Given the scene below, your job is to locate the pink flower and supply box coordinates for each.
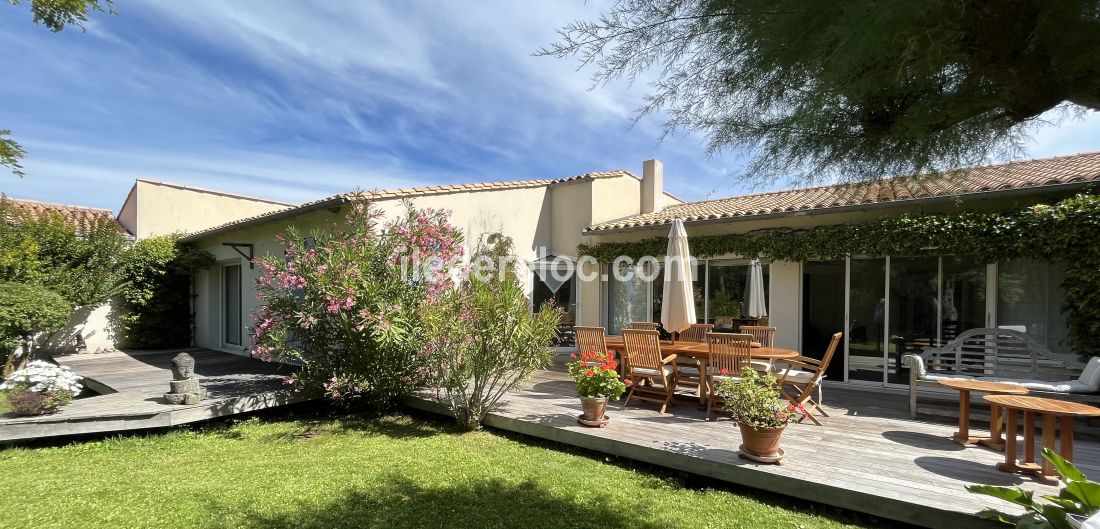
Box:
[252,345,274,362]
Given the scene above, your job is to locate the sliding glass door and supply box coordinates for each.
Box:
[838,255,990,385]
[887,256,940,384]
[223,264,242,347]
[941,256,987,340]
[802,260,846,381]
[997,259,1069,355]
[651,265,704,324]
[848,258,886,383]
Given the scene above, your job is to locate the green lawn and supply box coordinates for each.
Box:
[0,392,9,414]
[0,412,889,529]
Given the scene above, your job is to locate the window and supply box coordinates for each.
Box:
[706,260,768,322]
[533,270,576,326]
[605,264,652,335]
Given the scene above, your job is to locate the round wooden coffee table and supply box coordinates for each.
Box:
[937,379,1027,450]
[984,394,1100,484]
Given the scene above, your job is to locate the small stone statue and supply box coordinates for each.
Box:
[163,353,206,405]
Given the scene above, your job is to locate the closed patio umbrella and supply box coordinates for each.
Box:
[661,219,696,336]
[745,258,768,319]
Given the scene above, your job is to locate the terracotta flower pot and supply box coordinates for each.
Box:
[738,422,785,460]
[579,396,608,421]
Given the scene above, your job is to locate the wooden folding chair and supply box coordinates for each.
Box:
[574,325,610,365]
[739,325,776,347]
[574,326,608,356]
[775,332,842,426]
[673,324,713,403]
[629,322,660,331]
[678,323,713,343]
[621,329,679,413]
[740,325,778,373]
[704,332,753,421]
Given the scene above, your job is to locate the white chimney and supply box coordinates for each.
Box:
[641,159,664,214]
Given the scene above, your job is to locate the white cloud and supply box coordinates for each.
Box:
[3,139,438,211]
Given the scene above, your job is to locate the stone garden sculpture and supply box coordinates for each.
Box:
[163,352,206,405]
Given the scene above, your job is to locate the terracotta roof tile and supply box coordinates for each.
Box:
[585,151,1100,233]
[182,169,638,242]
[1,196,130,235]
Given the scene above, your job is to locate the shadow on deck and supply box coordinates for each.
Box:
[0,348,314,443]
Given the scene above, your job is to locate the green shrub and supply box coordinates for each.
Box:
[0,198,128,307]
[0,200,212,351]
[0,282,72,375]
[423,238,562,431]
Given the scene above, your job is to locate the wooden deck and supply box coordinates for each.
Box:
[406,365,1100,529]
[0,349,310,443]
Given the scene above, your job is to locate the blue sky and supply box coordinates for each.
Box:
[2,1,1098,212]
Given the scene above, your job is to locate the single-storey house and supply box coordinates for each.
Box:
[180,167,681,350]
[181,151,1100,392]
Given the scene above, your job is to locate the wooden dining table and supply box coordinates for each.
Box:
[602,337,799,362]
[602,337,800,405]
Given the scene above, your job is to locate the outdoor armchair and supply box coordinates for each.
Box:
[776,332,842,426]
[621,329,680,413]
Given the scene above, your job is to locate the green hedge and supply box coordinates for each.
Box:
[578,192,1100,359]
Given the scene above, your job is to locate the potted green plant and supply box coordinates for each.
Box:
[0,360,83,416]
[567,350,627,427]
[714,367,802,463]
[967,448,1100,528]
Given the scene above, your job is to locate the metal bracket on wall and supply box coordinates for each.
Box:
[222,242,255,269]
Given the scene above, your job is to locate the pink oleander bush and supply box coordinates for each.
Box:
[251,197,463,410]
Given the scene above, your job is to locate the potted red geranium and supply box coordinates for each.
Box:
[567,350,627,427]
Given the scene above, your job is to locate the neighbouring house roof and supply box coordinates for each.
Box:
[1,196,131,235]
[585,151,1100,233]
[180,169,638,242]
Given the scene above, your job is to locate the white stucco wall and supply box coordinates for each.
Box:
[768,260,801,350]
[42,301,118,353]
[187,176,646,355]
[122,180,292,239]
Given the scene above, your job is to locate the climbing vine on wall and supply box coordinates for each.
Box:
[578,192,1100,359]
